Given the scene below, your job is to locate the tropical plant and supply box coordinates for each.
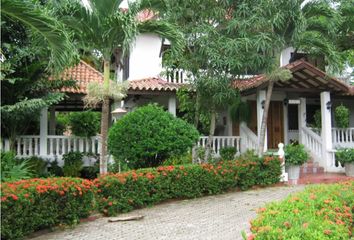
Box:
[68,111,101,137]
[108,104,199,169]
[1,0,76,72]
[334,104,350,128]
[313,109,322,129]
[229,101,252,124]
[21,156,48,177]
[62,152,84,177]
[335,148,354,166]
[1,151,33,182]
[1,8,77,149]
[256,0,348,155]
[220,147,237,161]
[285,143,309,166]
[59,0,184,174]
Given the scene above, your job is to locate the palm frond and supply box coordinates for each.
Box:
[1,0,76,72]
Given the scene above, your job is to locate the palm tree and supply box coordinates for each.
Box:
[1,0,76,72]
[257,0,344,155]
[60,0,183,174]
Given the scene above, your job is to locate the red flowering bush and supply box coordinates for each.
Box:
[1,178,95,240]
[95,157,281,216]
[247,181,354,239]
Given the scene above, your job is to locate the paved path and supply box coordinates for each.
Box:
[30,185,304,240]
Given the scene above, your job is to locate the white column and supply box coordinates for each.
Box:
[39,107,48,156]
[283,103,289,144]
[320,91,332,171]
[49,107,56,135]
[298,98,306,144]
[257,90,267,151]
[168,96,176,117]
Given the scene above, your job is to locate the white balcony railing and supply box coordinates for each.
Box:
[239,122,258,153]
[1,135,101,163]
[197,136,241,156]
[301,126,323,160]
[163,68,190,84]
[332,128,354,148]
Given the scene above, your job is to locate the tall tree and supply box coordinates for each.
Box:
[1,0,77,149]
[59,0,183,174]
[251,0,346,155]
[162,0,278,160]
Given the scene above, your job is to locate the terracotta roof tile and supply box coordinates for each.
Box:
[50,60,103,94]
[128,77,182,92]
[233,59,352,94]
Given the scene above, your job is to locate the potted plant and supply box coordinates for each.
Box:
[285,144,309,181]
[335,148,354,177]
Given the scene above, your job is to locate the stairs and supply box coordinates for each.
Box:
[300,159,324,175]
[297,159,353,185]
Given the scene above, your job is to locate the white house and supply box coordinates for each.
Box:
[2,14,353,175]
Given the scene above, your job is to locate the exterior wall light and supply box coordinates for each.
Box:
[326,101,332,110]
[283,98,289,106]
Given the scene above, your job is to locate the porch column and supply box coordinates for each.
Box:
[257,90,267,151]
[39,107,48,156]
[283,102,289,144]
[168,96,176,117]
[226,107,233,136]
[320,91,332,171]
[49,107,56,135]
[298,98,306,144]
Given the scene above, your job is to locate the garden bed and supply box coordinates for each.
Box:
[246,181,354,240]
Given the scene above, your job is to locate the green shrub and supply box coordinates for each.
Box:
[21,156,48,177]
[1,151,33,182]
[68,111,101,137]
[246,181,354,240]
[285,143,309,166]
[55,113,70,135]
[334,104,350,128]
[108,104,199,169]
[47,160,63,177]
[335,148,354,166]
[313,109,321,129]
[1,177,95,239]
[62,152,83,177]
[220,147,237,161]
[94,156,281,216]
[163,152,192,166]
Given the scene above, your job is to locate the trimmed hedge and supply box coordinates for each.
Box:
[1,178,95,240]
[94,156,282,216]
[247,181,354,240]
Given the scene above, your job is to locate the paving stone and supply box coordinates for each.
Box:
[29,185,304,240]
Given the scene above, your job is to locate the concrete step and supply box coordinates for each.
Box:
[300,162,324,174]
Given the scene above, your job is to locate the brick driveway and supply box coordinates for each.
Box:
[30,185,304,240]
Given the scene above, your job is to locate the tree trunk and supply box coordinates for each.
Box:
[205,110,216,162]
[99,97,110,174]
[258,80,274,156]
[99,60,111,174]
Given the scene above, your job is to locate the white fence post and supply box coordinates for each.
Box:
[39,107,48,156]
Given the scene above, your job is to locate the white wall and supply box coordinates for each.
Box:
[280,47,294,66]
[128,33,163,80]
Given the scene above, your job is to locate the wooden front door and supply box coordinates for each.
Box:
[267,101,284,149]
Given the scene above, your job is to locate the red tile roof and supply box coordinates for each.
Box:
[129,77,181,92]
[51,60,104,94]
[233,59,352,94]
[53,61,181,94]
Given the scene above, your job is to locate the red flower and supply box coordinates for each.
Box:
[11,195,18,201]
[324,229,331,235]
[24,193,30,198]
[108,202,113,206]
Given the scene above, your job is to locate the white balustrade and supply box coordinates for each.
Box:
[163,68,190,84]
[2,135,101,161]
[326,149,345,173]
[197,136,241,156]
[301,127,323,160]
[239,123,258,153]
[332,128,354,148]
